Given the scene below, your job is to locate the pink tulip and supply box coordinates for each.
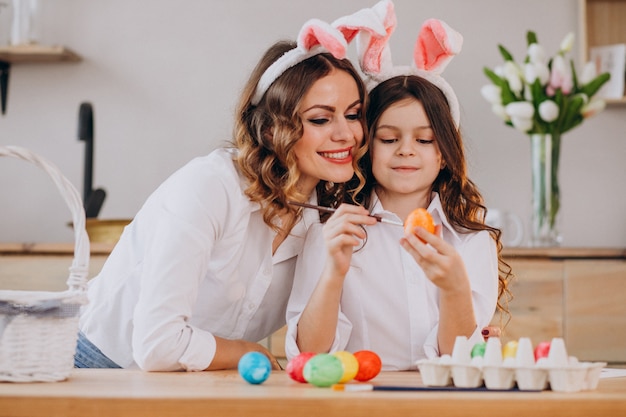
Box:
[547,55,573,95]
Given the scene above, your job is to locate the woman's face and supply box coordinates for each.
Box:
[293,69,363,195]
[371,98,443,202]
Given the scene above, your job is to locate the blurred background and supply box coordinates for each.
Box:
[0,0,624,247]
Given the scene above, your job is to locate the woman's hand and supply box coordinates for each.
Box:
[208,338,281,371]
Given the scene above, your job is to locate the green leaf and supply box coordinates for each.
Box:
[527,31,538,46]
[560,95,585,133]
[580,72,611,97]
[570,60,579,91]
[498,45,514,62]
[483,67,504,86]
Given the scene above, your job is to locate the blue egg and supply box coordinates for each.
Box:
[238,352,271,384]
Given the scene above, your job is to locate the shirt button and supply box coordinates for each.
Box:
[248,302,255,310]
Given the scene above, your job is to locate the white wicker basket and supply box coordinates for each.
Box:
[0,145,89,382]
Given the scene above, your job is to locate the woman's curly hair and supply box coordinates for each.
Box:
[233,41,368,232]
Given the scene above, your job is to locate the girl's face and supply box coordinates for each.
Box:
[371,98,443,203]
[293,69,363,195]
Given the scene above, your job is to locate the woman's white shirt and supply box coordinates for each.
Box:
[285,193,499,370]
[79,148,318,371]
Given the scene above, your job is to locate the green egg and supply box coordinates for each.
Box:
[471,341,487,358]
[303,353,344,387]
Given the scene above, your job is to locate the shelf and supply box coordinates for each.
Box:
[0,44,81,115]
[0,44,81,64]
[579,0,626,103]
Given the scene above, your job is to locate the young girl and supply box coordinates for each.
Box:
[74,14,374,372]
[285,4,511,370]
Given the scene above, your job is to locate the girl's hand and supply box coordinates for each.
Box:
[322,204,377,277]
[399,225,470,293]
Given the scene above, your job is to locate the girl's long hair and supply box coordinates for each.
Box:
[360,75,513,323]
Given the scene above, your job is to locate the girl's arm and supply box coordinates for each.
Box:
[400,225,477,355]
[295,204,376,353]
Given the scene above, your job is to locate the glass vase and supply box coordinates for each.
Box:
[530,133,562,246]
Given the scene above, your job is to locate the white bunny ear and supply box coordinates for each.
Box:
[355,0,397,76]
[413,18,463,74]
[332,1,389,43]
[251,18,349,106]
[298,19,348,59]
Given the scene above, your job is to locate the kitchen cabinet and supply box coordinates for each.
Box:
[497,247,626,363]
[2,244,624,363]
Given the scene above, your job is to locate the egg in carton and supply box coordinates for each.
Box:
[417,336,607,392]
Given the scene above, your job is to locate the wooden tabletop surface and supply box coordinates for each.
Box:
[1,369,625,417]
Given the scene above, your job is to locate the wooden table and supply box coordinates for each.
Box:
[1,369,625,417]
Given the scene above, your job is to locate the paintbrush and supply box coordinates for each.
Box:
[331,384,531,392]
[288,201,403,226]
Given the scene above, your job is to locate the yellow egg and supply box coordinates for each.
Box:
[503,340,519,359]
[332,351,359,383]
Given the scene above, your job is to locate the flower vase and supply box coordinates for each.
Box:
[529,133,562,246]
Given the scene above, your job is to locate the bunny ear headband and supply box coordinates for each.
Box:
[355,0,464,127]
[251,8,388,106]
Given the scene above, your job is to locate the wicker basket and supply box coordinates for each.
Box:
[0,145,89,382]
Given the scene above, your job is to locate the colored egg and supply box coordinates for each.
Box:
[353,350,382,382]
[333,351,359,383]
[471,342,486,358]
[503,340,519,359]
[303,354,344,387]
[404,208,435,241]
[286,352,316,383]
[534,341,551,361]
[238,352,271,385]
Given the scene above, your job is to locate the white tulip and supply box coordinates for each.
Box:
[559,32,575,53]
[527,43,547,64]
[582,97,606,118]
[503,61,523,94]
[505,101,535,119]
[524,87,533,102]
[524,63,538,84]
[535,63,551,85]
[494,65,505,77]
[492,104,509,120]
[481,84,502,104]
[511,116,534,132]
[580,61,597,85]
[538,100,559,122]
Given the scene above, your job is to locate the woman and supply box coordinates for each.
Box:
[75,17,368,372]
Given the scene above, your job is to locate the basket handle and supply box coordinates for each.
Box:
[0,145,90,292]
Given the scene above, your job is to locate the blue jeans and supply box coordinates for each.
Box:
[74,331,122,368]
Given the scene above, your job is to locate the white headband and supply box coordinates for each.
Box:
[251,8,388,106]
[355,0,464,127]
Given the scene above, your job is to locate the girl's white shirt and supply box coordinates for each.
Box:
[285,193,499,370]
[79,148,319,371]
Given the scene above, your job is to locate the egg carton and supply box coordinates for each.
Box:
[416,336,607,392]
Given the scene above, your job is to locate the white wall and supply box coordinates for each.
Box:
[1,0,624,247]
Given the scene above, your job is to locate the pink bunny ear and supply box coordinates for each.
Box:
[357,0,397,74]
[413,18,463,73]
[251,18,348,105]
[298,19,348,59]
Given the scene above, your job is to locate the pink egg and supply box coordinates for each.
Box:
[534,341,551,361]
[286,352,316,383]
